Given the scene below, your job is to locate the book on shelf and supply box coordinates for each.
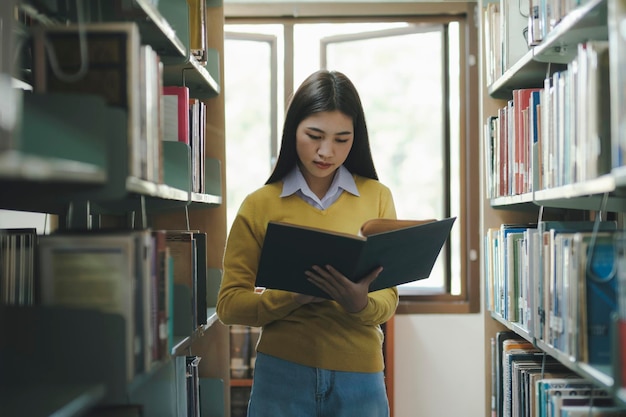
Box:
[485,88,542,197]
[163,86,190,144]
[560,404,626,417]
[524,226,542,334]
[541,75,553,189]
[538,40,611,188]
[485,228,500,313]
[0,228,36,306]
[165,230,208,331]
[152,230,173,361]
[527,0,542,46]
[187,0,207,64]
[188,97,206,193]
[255,217,456,299]
[512,358,570,417]
[575,232,617,365]
[616,232,626,387]
[31,22,147,181]
[138,44,163,184]
[498,105,509,196]
[493,331,518,417]
[502,340,542,417]
[38,230,156,381]
[482,1,500,86]
[576,41,612,182]
[543,230,613,359]
[0,0,19,152]
[536,221,616,347]
[494,333,577,417]
[550,394,615,417]
[610,0,626,170]
[529,90,541,192]
[484,223,537,322]
[135,229,155,374]
[166,230,196,331]
[186,355,202,417]
[513,88,541,195]
[483,115,498,199]
[499,0,529,75]
[535,378,603,417]
[523,366,578,417]
[503,224,531,322]
[193,231,208,326]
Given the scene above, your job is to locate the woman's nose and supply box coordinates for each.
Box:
[317,140,333,157]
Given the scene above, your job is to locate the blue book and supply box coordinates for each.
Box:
[536,221,617,344]
[578,234,617,365]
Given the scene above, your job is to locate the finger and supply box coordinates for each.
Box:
[361,266,383,285]
[312,265,345,289]
[305,269,335,292]
[321,265,352,285]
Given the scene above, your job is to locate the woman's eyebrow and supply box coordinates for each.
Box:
[305,126,352,135]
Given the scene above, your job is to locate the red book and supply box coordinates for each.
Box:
[513,88,542,194]
[162,86,190,144]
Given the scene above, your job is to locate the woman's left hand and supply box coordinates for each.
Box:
[305,265,383,313]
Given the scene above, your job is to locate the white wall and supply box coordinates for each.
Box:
[394,313,485,417]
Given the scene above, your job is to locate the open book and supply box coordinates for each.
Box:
[255,216,456,298]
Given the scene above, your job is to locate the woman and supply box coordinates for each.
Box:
[216,69,398,417]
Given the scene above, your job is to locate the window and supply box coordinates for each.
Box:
[224,3,480,314]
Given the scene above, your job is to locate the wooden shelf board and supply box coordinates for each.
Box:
[230,379,253,387]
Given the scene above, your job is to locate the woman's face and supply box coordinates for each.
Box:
[295,110,354,193]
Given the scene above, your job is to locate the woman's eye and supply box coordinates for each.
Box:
[336,139,349,143]
[307,133,321,140]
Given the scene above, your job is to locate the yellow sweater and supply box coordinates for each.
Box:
[216,174,399,372]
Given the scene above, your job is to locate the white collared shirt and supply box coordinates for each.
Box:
[280,165,360,210]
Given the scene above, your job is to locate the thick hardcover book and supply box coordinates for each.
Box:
[31,23,143,180]
[255,217,456,298]
[0,228,37,306]
[38,232,142,382]
[192,232,208,326]
[165,230,198,330]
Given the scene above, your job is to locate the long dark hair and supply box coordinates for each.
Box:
[266,70,378,184]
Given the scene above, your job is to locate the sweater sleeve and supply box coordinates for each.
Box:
[216,196,302,327]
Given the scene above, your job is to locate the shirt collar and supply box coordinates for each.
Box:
[280,165,360,198]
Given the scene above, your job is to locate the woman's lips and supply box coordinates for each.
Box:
[314,161,332,169]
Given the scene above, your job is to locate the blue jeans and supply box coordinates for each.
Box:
[247,352,390,417]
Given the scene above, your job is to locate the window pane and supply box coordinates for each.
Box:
[224,37,274,229]
[448,22,462,295]
[323,28,446,219]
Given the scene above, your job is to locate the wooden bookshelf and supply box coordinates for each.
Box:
[479,0,626,414]
[0,0,227,415]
